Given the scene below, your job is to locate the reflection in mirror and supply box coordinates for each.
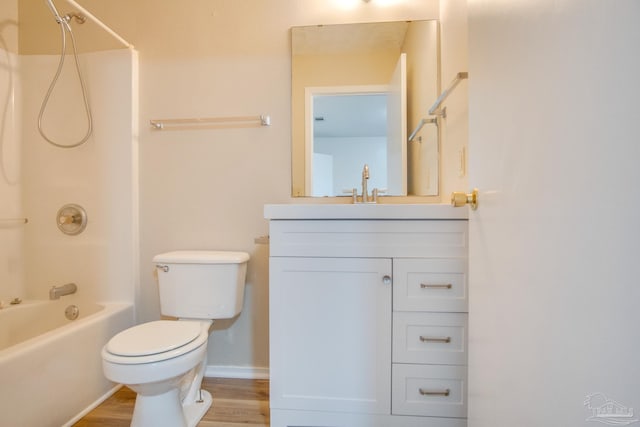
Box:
[291,20,440,197]
[310,91,389,196]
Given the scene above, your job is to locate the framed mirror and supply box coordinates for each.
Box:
[291,20,440,197]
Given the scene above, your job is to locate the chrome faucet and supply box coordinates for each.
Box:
[361,164,370,203]
[49,283,77,300]
[343,164,386,203]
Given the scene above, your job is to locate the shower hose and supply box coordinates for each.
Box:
[37,14,93,149]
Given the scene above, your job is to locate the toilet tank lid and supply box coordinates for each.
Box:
[153,250,249,264]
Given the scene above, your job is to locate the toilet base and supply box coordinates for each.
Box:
[184,390,213,427]
[130,388,212,427]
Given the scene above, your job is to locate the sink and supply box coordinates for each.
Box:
[263,203,468,220]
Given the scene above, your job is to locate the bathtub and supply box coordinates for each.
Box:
[0,297,134,427]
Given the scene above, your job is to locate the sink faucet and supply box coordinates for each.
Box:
[361,164,370,203]
[343,164,385,203]
[49,283,77,300]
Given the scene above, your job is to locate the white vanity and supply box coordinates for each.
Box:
[265,204,468,427]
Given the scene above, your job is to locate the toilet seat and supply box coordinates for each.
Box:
[103,320,209,365]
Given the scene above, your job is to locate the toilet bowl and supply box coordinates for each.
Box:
[101,251,249,427]
[102,320,213,427]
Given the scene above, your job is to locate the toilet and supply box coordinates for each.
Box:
[102,250,250,427]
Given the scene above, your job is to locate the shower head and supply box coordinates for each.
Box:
[44,0,63,23]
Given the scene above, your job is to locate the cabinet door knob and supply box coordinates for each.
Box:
[382,275,392,285]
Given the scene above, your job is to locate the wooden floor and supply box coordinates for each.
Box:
[73,378,269,427]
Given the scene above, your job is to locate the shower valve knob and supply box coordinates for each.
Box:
[56,204,88,235]
[59,214,78,225]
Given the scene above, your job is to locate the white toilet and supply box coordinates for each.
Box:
[102,250,250,427]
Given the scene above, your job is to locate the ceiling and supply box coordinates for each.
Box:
[292,21,410,55]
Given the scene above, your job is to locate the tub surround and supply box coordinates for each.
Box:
[21,48,138,304]
[3,46,139,426]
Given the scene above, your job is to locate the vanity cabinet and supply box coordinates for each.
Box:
[268,217,468,427]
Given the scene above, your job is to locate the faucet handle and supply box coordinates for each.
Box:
[372,188,387,203]
[342,188,358,203]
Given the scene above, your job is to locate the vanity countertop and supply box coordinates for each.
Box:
[264,203,468,220]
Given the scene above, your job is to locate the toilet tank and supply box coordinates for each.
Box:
[153,250,250,319]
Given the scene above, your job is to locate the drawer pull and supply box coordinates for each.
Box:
[419,388,450,397]
[419,336,451,343]
[420,283,453,289]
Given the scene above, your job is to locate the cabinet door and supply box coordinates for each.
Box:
[270,257,392,415]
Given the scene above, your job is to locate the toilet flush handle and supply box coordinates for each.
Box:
[156,264,169,272]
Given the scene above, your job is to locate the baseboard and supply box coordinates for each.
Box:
[205,365,269,380]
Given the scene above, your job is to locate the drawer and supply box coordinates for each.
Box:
[393,312,467,365]
[393,258,467,312]
[392,364,467,418]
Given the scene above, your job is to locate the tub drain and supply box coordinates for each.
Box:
[65,305,80,320]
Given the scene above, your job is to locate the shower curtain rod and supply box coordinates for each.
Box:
[62,0,133,49]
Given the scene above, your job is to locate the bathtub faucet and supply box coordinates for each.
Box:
[49,283,77,300]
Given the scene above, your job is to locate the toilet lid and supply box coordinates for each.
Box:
[106,320,201,357]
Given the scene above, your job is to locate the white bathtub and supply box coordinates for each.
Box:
[0,297,134,427]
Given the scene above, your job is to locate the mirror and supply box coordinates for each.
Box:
[291,20,440,197]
